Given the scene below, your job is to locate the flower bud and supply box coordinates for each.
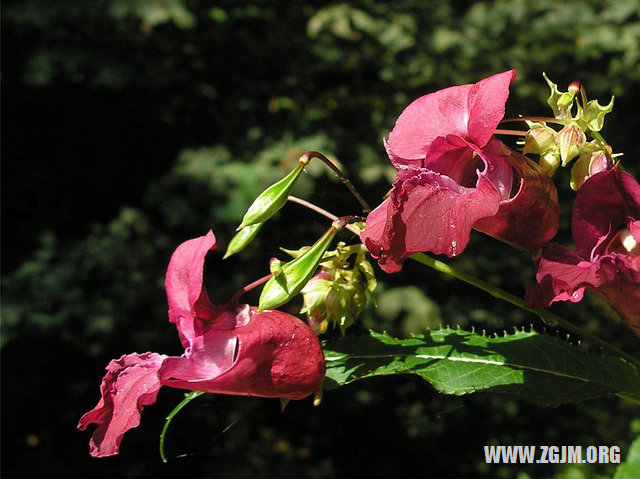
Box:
[326,287,353,333]
[539,149,561,176]
[259,226,338,310]
[568,81,581,93]
[238,159,308,229]
[557,123,586,166]
[223,223,263,259]
[300,272,332,316]
[523,125,556,155]
[557,91,576,111]
[570,144,613,190]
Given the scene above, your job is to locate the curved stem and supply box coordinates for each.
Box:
[288,195,362,236]
[230,274,272,305]
[160,391,204,463]
[409,252,640,368]
[302,151,372,213]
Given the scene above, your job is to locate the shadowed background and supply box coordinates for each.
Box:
[2,1,640,477]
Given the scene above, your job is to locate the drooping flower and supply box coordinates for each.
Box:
[78,231,326,457]
[526,169,640,336]
[361,70,560,273]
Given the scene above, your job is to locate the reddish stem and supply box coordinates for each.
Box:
[230,274,272,305]
[500,116,564,124]
[288,196,362,235]
[301,151,372,213]
[494,128,527,137]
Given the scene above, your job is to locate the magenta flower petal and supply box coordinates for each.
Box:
[361,167,501,273]
[474,146,560,250]
[165,231,219,349]
[527,169,640,336]
[78,352,167,457]
[364,70,560,272]
[526,245,597,307]
[572,169,640,259]
[594,255,640,335]
[386,70,516,168]
[160,306,326,400]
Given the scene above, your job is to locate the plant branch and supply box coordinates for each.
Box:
[409,252,640,368]
[288,195,362,236]
[494,128,527,137]
[230,274,273,305]
[302,151,372,213]
[500,116,566,125]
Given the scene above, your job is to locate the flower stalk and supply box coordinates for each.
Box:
[301,150,372,213]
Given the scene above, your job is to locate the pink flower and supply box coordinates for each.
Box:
[361,70,559,273]
[78,231,326,457]
[526,169,640,336]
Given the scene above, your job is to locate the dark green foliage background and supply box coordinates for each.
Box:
[2,1,639,477]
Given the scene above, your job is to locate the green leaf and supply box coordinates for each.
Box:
[323,329,640,406]
[615,436,640,479]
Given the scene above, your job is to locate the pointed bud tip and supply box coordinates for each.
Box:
[568,81,581,93]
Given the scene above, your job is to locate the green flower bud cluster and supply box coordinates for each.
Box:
[521,75,616,185]
[299,242,377,335]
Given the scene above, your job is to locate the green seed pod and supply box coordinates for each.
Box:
[258,226,338,310]
[223,223,263,259]
[238,160,307,229]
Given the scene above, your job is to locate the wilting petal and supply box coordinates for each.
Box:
[165,231,219,349]
[361,167,501,273]
[386,70,516,168]
[526,245,597,308]
[160,307,325,400]
[593,254,640,335]
[572,169,640,259]
[78,352,167,457]
[474,145,559,249]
